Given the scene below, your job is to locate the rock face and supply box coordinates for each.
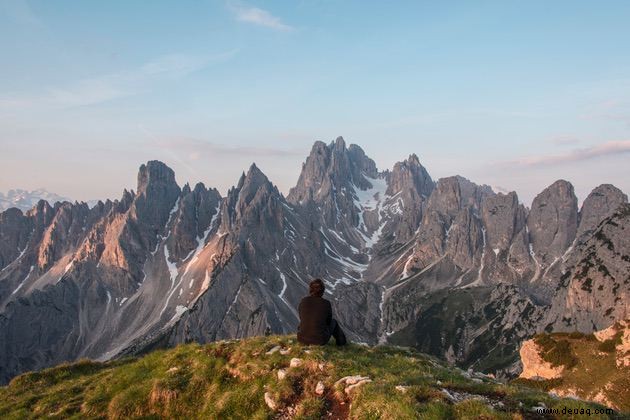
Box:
[385,154,434,242]
[543,204,630,332]
[577,184,628,239]
[0,137,628,384]
[518,340,564,379]
[527,180,578,268]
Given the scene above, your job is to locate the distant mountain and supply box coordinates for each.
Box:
[0,137,628,386]
[0,189,71,212]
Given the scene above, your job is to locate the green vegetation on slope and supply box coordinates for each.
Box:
[0,335,621,419]
[525,331,630,414]
[533,334,578,369]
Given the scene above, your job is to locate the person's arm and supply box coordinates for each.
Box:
[326,300,332,325]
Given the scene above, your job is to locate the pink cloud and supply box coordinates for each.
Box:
[506,140,630,167]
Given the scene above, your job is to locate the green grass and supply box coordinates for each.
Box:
[0,335,622,419]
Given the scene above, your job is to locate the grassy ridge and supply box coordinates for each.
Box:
[0,335,621,419]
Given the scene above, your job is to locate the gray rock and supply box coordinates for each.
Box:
[577,184,628,239]
[527,180,578,267]
[544,204,630,332]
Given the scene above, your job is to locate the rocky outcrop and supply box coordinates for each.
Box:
[133,160,181,248]
[527,180,578,267]
[518,324,630,412]
[577,184,628,239]
[391,176,492,281]
[36,202,91,271]
[518,340,564,379]
[385,154,434,242]
[0,208,33,271]
[481,192,527,253]
[167,183,221,261]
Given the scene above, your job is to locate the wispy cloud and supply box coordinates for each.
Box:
[503,140,630,167]
[228,1,294,31]
[151,136,304,160]
[0,51,238,113]
[580,99,630,126]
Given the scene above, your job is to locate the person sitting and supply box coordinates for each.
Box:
[297,279,347,346]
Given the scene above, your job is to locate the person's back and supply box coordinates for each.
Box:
[297,295,332,345]
[297,279,347,346]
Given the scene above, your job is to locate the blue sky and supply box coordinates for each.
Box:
[1,0,629,205]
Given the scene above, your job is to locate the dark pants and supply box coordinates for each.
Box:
[328,319,347,346]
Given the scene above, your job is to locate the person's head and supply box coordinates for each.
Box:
[309,278,325,297]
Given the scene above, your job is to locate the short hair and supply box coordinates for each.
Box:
[309,278,325,297]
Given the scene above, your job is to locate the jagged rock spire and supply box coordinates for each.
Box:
[527,180,578,265]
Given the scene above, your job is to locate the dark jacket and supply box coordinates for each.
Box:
[297,296,332,345]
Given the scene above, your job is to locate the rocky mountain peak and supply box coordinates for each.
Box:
[347,144,378,179]
[36,201,90,271]
[333,135,346,150]
[481,191,527,252]
[224,163,280,229]
[287,137,379,206]
[578,184,628,238]
[167,181,221,261]
[89,162,182,282]
[136,160,178,195]
[424,176,491,223]
[386,154,433,197]
[408,153,420,164]
[133,161,180,228]
[26,199,55,227]
[527,179,578,266]
[193,182,207,194]
[118,189,134,213]
[245,162,268,184]
[235,163,274,204]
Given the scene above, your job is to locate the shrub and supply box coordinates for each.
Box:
[544,339,577,369]
[534,335,577,369]
[598,332,622,353]
[598,339,617,353]
[533,334,555,352]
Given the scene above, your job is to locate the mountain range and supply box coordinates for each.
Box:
[1,137,628,385]
[0,189,71,212]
